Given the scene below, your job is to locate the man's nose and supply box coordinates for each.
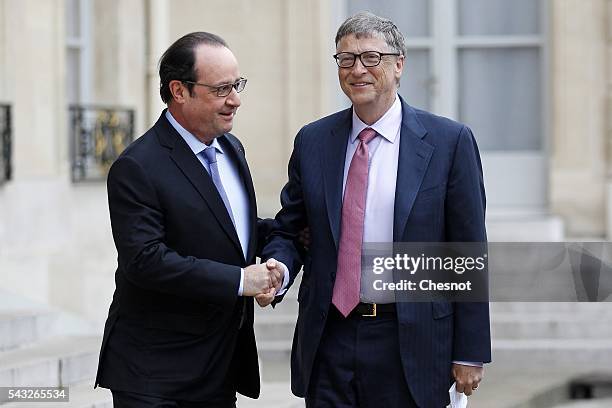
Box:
[350,57,368,75]
[226,88,241,107]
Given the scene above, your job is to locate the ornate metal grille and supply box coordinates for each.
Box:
[0,104,11,184]
[69,105,134,182]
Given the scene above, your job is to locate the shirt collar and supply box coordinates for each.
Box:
[165,110,224,156]
[350,94,402,144]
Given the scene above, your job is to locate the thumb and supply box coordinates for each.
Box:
[266,258,277,269]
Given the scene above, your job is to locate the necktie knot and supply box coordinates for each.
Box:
[358,127,377,145]
[202,146,217,164]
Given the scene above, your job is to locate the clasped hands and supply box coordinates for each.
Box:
[243,258,284,307]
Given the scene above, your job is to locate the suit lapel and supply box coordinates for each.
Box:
[322,108,352,250]
[218,134,258,262]
[393,99,434,241]
[155,113,244,258]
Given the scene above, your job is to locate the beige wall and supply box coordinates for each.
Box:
[607,0,612,237]
[550,0,608,237]
[167,0,334,215]
[3,0,67,178]
[93,0,147,135]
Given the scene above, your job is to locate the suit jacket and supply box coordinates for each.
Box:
[95,111,264,402]
[261,96,492,408]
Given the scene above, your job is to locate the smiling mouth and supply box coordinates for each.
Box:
[350,82,372,87]
[219,111,235,118]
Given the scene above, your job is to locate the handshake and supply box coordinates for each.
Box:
[243,258,284,307]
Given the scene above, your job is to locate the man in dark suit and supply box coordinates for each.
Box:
[260,12,491,408]
[95,32,282,407]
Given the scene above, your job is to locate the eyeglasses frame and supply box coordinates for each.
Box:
[333,51,402,68]
[181,77,248,97]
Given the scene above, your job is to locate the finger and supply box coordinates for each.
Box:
[261,293,274,306]
[265,271,272,287]
[455,382,466,394]
[255,291,273,305]
[256,297,271,307]
[270,273,280,287]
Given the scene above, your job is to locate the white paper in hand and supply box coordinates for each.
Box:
[447,382,468,408]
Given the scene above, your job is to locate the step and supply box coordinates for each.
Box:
[0,383,112,408]
[486,213,564,241]
[0,310,54,352]
[469,367,573,408]
[492,339,612,370]
[491,313,612,339]
[237,382,303,408]
[254,311,612,342]
[254,315,296,342]
[553,398,612,408]
[257,297,299,317]
[490,302,612,315]
[257,340,293,361]
[256,340,293,383]
[0,336,101,388]
[260,301,612,318]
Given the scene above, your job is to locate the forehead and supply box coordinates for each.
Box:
[336,33,390,52]
[194,44,239,83]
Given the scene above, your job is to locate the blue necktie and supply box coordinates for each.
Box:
[202,147,236,226]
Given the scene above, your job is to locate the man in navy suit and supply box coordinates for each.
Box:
[260,12,491,408]
[95,32,283,407]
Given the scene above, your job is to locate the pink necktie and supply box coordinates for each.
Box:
[332,127,377,317]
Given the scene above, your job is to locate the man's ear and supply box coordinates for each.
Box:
[169,80,187,104]
[395,54,405,80]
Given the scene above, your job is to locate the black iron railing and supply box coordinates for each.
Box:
[0,104,11,184]
[69,105,134,182]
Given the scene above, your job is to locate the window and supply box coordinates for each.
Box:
[66,0,92,104]
[344,0,548,209]
[346,0,545,152]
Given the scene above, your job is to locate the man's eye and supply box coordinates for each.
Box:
[363,53,380,63]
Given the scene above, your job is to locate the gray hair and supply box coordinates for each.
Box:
[335,11,407,56]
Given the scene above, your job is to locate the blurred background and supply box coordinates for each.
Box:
[0,0,611,407]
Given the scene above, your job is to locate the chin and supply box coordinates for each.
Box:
[349,94,375,107]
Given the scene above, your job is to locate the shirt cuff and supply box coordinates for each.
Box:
[275,261,290,296]
[452,361,483,367]
[238,268,244,296]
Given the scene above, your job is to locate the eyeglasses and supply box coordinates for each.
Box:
[333,51,401,68]
[182,77,247,97]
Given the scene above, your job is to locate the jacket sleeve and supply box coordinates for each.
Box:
[445,126,492,363]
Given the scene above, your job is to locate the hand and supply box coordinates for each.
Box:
[266,258,284,293]
[452,363,483,396]
[255,286,275,307]
[243,263,272,296]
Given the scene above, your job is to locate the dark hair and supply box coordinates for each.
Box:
[158,32,228,103]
